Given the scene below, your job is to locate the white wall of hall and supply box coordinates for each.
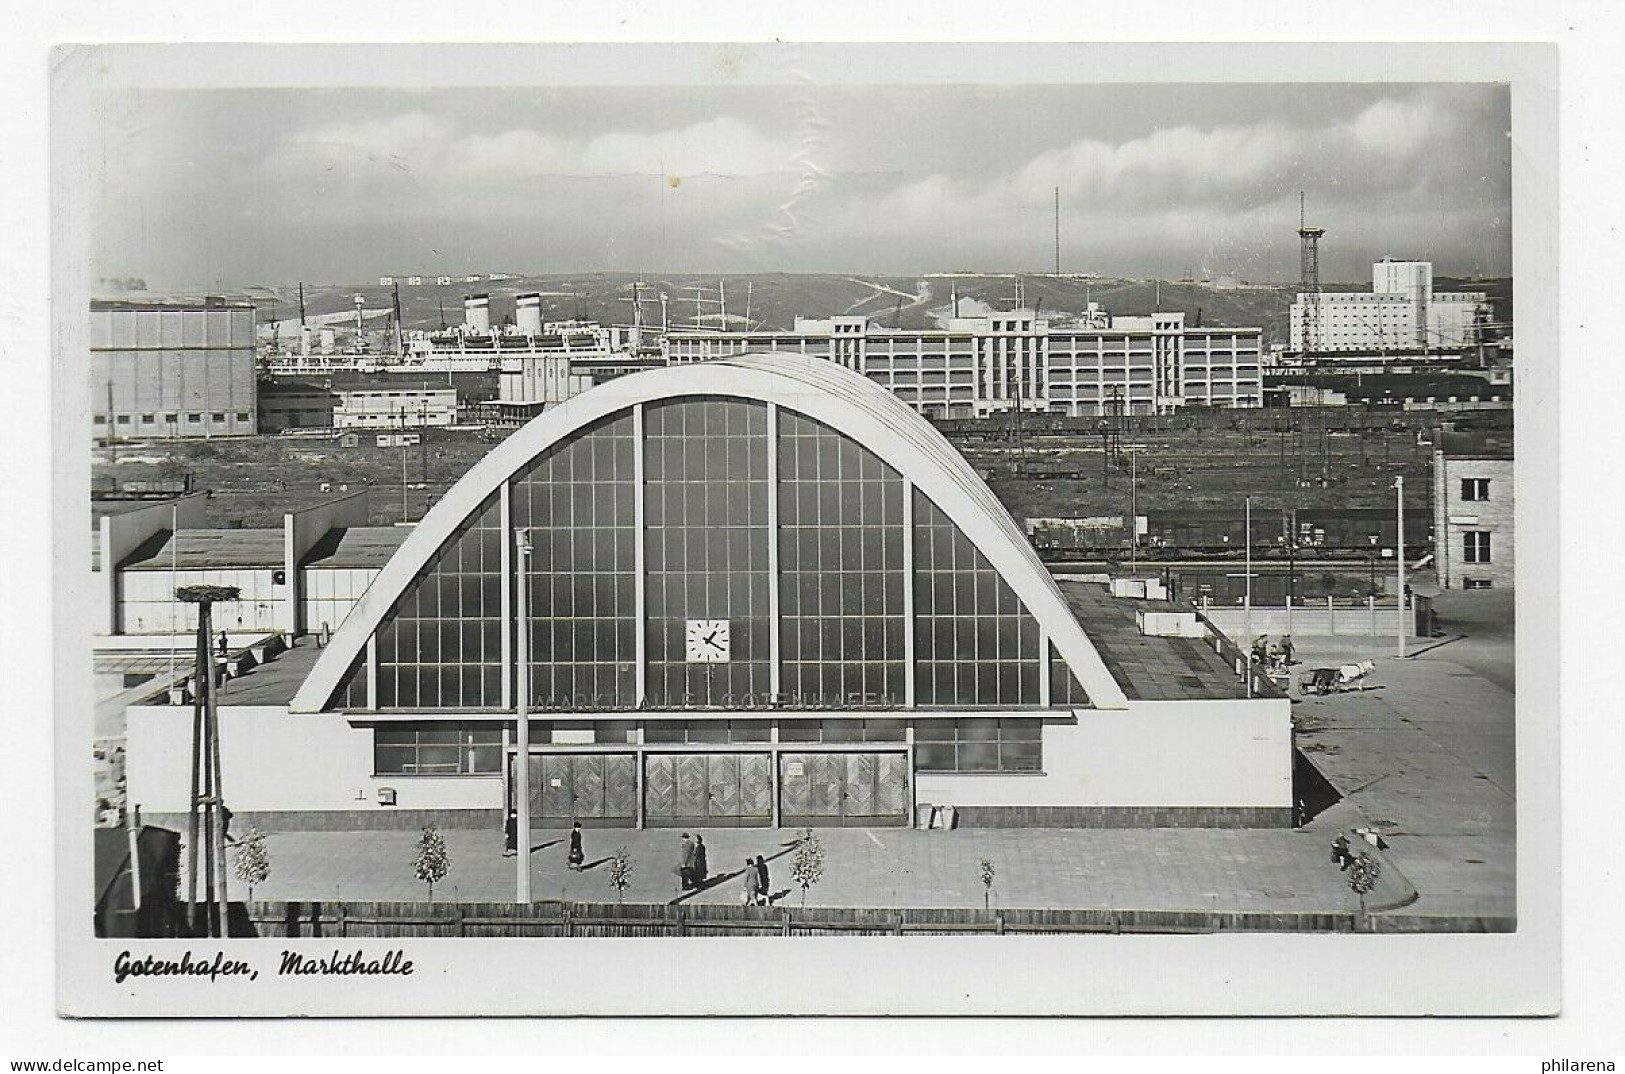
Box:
[125,705,504,815]
[916,698,1292,809]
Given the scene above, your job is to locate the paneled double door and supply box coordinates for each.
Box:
[644,753,774,828]
[510,749,914,828]
[511,752,639,827]
[779,751,911,827]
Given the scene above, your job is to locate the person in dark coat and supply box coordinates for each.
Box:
[503,809,518,857]
[567,822,584,871]
[677,833,696,890]
[692,835,709,887]
[754,854,770,905]
[743,858,762,906]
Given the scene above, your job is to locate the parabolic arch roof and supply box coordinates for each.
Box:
[290,352,1129,712]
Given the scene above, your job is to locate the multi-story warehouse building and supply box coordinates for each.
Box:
[1289,259,1490,357]
[665,309,1263,417]
[90,298,258,441]
[1432,427,1515,590]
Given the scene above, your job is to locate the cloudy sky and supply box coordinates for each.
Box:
[89,81,1511,289]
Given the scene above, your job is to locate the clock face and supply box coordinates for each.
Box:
[685,619,731,663]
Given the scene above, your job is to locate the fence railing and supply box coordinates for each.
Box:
[229,899,1512,938]
[1190,610,1290,700]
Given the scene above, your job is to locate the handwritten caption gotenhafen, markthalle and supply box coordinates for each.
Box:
[112,948,415,985]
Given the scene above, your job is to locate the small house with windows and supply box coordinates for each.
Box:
[1433,427,1515,590]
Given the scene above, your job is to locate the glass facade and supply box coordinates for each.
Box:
[644,398,771,705]
[642,720,773,744]
[778,409,906,707]
[777,717,908,743]
[374,722,503,775]
[511,411,638,709]
[913,490,1042,706]
[374,492,504,709]
[332,395,1097,720]
[1049,642,1092,707]
[914,717,1043,772]
[327,652,369,711]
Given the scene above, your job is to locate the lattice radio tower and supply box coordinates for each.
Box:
[1297,192,1325,356]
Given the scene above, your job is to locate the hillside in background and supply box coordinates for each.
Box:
[154,272,1511,349]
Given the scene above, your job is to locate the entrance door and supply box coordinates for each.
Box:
[643,753,773,827]
[512,753,638,827]
[779,751,911,827]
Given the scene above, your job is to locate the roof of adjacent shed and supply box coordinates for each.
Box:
[121,528,285,570]
[1058,581,1249,701]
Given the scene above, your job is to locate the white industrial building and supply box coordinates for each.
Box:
[665,309,1264,417]
[1290,259,1490,357]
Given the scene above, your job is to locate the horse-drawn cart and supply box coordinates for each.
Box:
[1299,660,1377,695]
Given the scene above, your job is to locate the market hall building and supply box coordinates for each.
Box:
[126,355,1292,831]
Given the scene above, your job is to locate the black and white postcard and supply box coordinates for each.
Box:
[45,40,1560,1019]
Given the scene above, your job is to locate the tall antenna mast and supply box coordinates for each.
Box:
[1297,190,1326,355]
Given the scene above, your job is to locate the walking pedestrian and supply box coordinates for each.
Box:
[676,832,696,890]
[1280,634,1295,667]
[742,857,762,906]
[567,821,584,871]
[502,809,518,857]
[692,834,709,887]
[754,854,770,905]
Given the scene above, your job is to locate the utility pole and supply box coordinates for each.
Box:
[399,409,409,523]
[1129,447,1138,576]
[1285,507,1296,638]
[1244,495,1253,700]
[514,530,532,904]
[1395,475,1406,658]
[178,583,238,938]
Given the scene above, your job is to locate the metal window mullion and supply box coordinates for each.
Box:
[902,478,915,708]
[633,402,647,706]
[500,478,513,711]
[1038,627,1052,709]
[766,403,781,697]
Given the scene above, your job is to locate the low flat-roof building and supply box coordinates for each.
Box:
[259,378,458,432]
[123,356,1291,831]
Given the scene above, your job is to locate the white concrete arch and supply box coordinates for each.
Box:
[290,353,1129,712]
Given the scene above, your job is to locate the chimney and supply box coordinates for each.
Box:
[464,294,490,334]
[515,293,542,337]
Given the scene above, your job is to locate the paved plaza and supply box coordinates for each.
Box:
[191,590,1513,927]
[228,824,1381,916]
[1290,590,1516,919]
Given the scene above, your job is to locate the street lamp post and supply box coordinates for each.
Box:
[1244,495,1253,698]
[1395,475,1406,658]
